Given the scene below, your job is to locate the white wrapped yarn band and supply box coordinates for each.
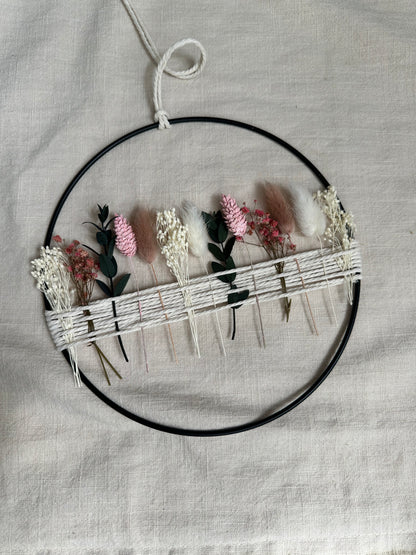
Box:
[46,242,362,351]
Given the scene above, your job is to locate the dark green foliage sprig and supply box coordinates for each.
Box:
[202,210,249,340]
[84,204,130,362]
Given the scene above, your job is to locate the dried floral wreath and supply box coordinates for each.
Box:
[30,118,361,437]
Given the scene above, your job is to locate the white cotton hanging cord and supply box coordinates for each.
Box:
[128,258,150,372]
[317,234,338,325]
[121,0,207,129]
[242,239,266,348]
[199,258,227,357]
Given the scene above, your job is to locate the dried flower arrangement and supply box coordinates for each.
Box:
[31,245,81,386]
[314,185,356,303]
[132,207,179,364]
[243,195,296,322]
[114,214,149,373]
[157,208,200,357]
[182,201,226,356]
[31,183,359,386]
[202,207,249,341]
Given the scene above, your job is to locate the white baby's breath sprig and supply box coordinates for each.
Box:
[156,208,200,357]
[314,186,357,303]
[31,246,80,386]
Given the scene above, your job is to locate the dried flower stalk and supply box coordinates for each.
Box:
[157,208,200,357]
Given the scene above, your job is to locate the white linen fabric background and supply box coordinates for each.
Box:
[1,1,415,553]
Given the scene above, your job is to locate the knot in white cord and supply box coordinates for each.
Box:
[121,0,207,130]
[154,110,170,129]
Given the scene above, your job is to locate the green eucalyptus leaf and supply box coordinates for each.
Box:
[223,236,236,259]
[96,279,112,297]
[225,256,235,270]
[228,289,249,307]
[107,236,115,259]
[100,205,109,223]
[212,261,236,283]
[208,228,219,243]
[114,274,130,296]
[211,261,226,274]
[237,289,249,302]
[208,243,225,261]
[99,254,117,278]
[96,231,108,246]
[218,221,228,243]
[110,256,118,275]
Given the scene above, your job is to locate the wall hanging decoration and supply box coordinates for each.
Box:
[31,0,361,436]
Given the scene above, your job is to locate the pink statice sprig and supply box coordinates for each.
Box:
[114,214,137,258]
[220,194,247,240]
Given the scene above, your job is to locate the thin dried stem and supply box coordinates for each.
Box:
[129,258,149,372]
[150,263,179,365]
[295,258,319,335]
[242,239,266,348]
[199,258,226,356]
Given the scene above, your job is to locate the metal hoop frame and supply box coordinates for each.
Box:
[44,116,361,437]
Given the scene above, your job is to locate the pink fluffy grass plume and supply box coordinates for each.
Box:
[114,214,137,257]
[220,194,247,238]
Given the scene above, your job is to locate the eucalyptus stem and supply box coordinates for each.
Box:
[231,308,236,340]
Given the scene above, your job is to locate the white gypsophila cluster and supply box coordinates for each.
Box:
[31,247,71,308]
[156,208,189,286]
[31,246,80,386]
[156,208,200,357]
[314,186,357,303]
[314,186,356,250]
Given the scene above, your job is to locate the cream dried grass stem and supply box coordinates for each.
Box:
[295,258,319,335]
[242,239,266,348]
[128,258,149,372]
[150,263,179,364]
[317,234,338,325]
[199,258,226,356]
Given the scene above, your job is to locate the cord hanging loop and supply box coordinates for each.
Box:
[121,0,207,129]
[152,38,206,129]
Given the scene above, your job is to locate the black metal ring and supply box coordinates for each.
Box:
[44,116,361,436]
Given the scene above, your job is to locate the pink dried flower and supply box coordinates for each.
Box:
[114,214,137,258]
[220,194,247,237]
[52,235,62,243]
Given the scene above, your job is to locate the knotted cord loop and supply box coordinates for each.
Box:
[121,0,207,129]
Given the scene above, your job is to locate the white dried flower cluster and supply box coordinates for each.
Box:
[156,209,189,286]
[314,186,356,250]
[314,186,357,303]
[156,209,200,357]
[31,247,71,307]
[31,246,80,386]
